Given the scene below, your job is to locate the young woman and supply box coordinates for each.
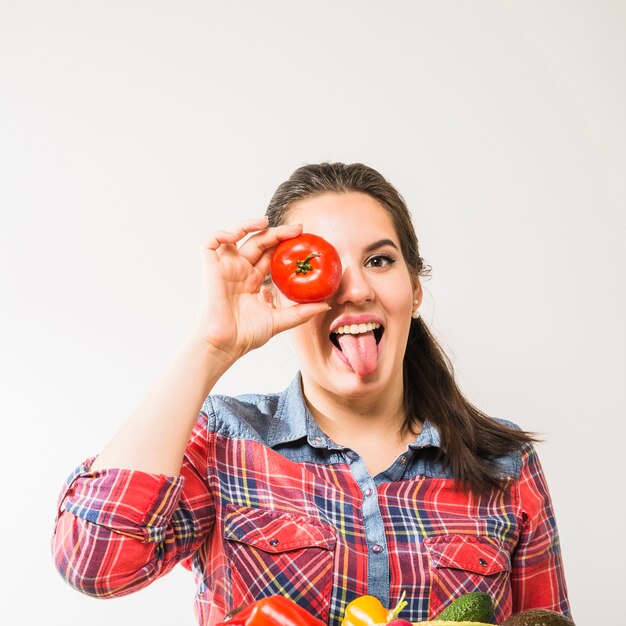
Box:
[52,163,571,625]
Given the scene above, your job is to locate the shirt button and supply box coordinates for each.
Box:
[399,455,407,464]
[312,437,323,444]
[269,539,279,546]
[478,558,488,566]
[364,488,373,497]
[372,544,383,554]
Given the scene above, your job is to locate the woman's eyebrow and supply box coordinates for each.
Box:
[364,238,399,253]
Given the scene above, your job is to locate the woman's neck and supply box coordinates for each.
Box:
[305,390,421,476]
[301,377,415,451]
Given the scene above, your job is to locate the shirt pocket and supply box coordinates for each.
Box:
[423,534,512,622]
[223,503,336,623]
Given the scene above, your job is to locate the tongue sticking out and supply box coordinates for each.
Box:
[337,331,379,377]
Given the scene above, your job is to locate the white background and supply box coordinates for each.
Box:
[1,2,624,625]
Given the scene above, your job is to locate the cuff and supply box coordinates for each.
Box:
[56,457,185,543]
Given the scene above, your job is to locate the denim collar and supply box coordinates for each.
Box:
[409,418,441,449]
[267,372,441,451]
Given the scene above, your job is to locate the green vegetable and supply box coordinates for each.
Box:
[499,609,575,626]
[434,592,494,624]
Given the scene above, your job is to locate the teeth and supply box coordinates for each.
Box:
[332,322,381,335]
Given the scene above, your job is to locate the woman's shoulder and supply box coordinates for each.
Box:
[200,375,306,446]
[201,390,283,443]
[491,415,522,431]
[485,416,534,480]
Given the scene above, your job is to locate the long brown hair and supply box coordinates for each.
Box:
[266,162,537,494]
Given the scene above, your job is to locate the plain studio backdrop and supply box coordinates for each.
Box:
[1,2,624,625]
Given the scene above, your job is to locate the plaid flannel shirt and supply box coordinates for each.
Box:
[52,374,570,625]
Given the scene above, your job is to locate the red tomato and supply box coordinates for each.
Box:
[270,233,342,303]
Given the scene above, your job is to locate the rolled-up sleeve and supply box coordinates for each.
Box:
[51,411,214,598]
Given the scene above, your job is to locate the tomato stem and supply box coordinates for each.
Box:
[295,253,320,275]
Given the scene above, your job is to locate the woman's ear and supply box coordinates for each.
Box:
[412,278,423,308]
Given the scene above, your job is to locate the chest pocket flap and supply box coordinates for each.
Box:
[224,503,336,553]
[425,534,511,575]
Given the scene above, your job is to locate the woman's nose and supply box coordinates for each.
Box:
[334,265,375,305]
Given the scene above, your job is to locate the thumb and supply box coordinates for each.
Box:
[272,302,331,334]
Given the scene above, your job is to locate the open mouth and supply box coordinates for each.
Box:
[329,322,384,350]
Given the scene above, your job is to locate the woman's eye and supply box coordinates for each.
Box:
[365,254,396,269]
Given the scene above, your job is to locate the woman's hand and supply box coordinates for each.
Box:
[191,216,330,363]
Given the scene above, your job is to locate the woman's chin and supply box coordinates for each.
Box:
[323,365,392,400]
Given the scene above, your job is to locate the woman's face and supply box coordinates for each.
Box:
[276,191,421,403]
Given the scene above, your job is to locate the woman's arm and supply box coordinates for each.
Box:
[90,217,329,476]
[52,217,329,595]
[511,444,571,617]
[52,410,214,597]
[89,333,231,475]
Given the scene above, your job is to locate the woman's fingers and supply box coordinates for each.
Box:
[238,222,302,265]
[202,217,304,289]
[272,301,331,335]
[253,247,277,281]
[202,216,270,252]
[202,217,302,267]
[193,217,328,355]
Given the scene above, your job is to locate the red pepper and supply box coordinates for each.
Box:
[219,595,327,626]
